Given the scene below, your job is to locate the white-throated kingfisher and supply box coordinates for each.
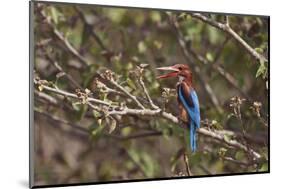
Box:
[157,64,200,152]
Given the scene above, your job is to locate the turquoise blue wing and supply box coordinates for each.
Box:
[178,84,200,151]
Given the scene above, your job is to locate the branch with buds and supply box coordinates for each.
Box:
[34,67,262,161]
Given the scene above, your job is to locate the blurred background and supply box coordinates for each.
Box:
[32,1,268,186]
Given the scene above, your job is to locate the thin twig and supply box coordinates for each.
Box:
[139,76,159,109]
[189,13,268,63]
[35,90,58,105]
[109,131,163,140]
[216,130,267,146]
[222,156,250,167]
[74,6,109,52]
[35,109,90,142]
[34,79,112,107]
[188,48,251,100]
[109,79,145,109]
[41,49,82,89]
[35,108,89,134]
[183,153,192,176]
[213,36,230,64]
[37,6,90,67]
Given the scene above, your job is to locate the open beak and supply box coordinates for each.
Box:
[156,66,179,79]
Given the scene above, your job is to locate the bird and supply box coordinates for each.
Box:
[157,64,200,152]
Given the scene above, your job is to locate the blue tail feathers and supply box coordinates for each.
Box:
[178,85,200,152]
[190,121,197,152]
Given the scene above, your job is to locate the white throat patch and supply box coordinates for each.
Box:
[179,76,184,82]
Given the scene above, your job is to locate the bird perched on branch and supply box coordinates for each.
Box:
[157,64,200,152]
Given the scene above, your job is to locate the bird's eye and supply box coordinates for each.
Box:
[178,67,182,70]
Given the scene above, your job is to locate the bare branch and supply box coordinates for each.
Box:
[108,79,145,109]
[109,131,163,140]
[34,78,112,107]
[188,47,251,100]
[198,128,261,160]
[138,76,159,109]
[34,76,261,160]
[183,153,192,176]
[35,90,58,105]
[213,36,230,63]
[189,13,268,63]
[37,6,90,67]
[74,6,109,52]
[222,156,250,167]
[216,130,267,146]
[35,108,89,134]
[40,49,82,89]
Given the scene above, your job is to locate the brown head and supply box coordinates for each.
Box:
[156,64,192,84]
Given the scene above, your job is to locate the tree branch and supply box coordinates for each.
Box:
[188,47,251,100]
[40,47,82,89]
[222,156,250,167]
[108,79,145,109]
[183,153,192,176]
[37,5,90,67]
[198,128,261,160]
[34,78,112,107]
[74,6,109,52]
[35,90,58,105]
[189,13,268,63]
[138,76,159,109]
[35,108,89,134]
[34,76,261,160]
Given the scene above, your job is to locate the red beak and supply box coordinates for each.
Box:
[156,66,179,79]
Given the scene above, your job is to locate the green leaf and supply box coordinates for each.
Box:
[138,41,147,54]
[255,47,264,54]
[71,102,88,121]
[153,40,163,49]
[258,163,268,172]
[223,135,231,142]
[208,26,220,44]
[106,8,126,23]
[162,128,172,140]
[126,78,136,90]
[91,124,104,137]
[256,61,267,79]
[218,147,227,158]
[92,110,102,118]
[235,151,245,160]
[108,118,117,134]
[50,7,59,24]
[121,127,132,136]
[89,119,105,140]
[78,104,88,120]
[206,52,214,62]
[151,12,161,22]
[177,13,188,21]
[72,102,80,111]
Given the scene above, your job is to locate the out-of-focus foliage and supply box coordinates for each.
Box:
[33,2,268,186]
